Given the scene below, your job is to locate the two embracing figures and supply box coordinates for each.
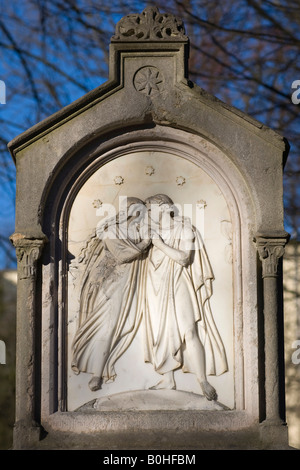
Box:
[71,194,228,401]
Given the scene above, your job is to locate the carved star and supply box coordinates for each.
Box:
[135,67,163,96]
[197,199,207,209]
[145,165,155,176]
[176,176,186,186]
[114,176,124,185]
[92,199,103,209]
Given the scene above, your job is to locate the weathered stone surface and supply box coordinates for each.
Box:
[91,390,229,411]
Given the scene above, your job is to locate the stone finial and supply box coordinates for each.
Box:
[112,6,187,42]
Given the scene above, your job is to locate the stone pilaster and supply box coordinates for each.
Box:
[10,233,47,449]
[255,234,289,430]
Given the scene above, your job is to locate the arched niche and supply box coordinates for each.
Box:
[41,126,258,423]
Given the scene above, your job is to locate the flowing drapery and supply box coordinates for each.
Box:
[142,217,228,377]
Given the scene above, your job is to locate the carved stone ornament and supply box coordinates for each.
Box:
[197,199,207,209]
[134,66,163,96]
[112,6,187,42]
[145,165,155,176]
[92,199,103,209]
[255,237,287,278]
[114,175,124,185]
[10,233,46,280]
[176,176,186,186]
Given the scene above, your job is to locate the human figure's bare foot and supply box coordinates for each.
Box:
[200,380,217,401]
[149,372,176,390]
[88,375,102,391]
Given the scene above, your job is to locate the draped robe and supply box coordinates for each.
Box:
[71,214,227,384]
[143,216,228,377]
[71,222,146,383]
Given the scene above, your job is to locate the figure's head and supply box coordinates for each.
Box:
[145,194,176,223]
[118,197,146,223]
[145,194,174,207]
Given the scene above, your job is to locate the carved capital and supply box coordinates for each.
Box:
[10,233,47,280]
[255,236,288,278]
[112,7,187,42]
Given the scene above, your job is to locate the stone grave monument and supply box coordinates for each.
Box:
[8,7,290,449]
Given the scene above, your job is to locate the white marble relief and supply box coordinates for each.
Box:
[70,193,228,403]
[67,151,234,411]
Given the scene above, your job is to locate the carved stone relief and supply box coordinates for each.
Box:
[133,67,163,96]
[145,165,155,176]
[256,238,286,278]
[112,7,187,42]
[176,176,186,186]
[67,151,234,411]
[10,234,46,280]
[114,176,124,185]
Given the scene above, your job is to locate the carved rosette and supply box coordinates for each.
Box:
[112,7,187,42]
[255,237,287,278]
[134,66,163,96]
[10,234,47,280]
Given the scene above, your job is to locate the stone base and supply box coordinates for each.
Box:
[259,419,290,449]
[15,408,291,450]
[79,389,229,412]
[22,424,292,450]
[13,420,43,450]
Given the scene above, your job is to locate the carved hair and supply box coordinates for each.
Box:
[120,197,145,213]
[145,194,174,207]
